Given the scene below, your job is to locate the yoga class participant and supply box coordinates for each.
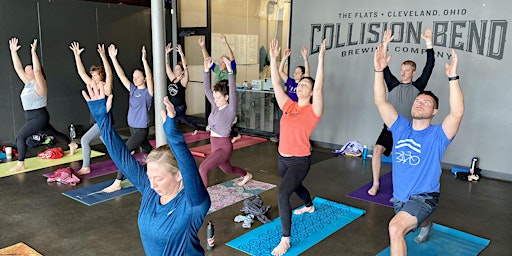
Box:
[198,34,242,143]
[165,43,199,134]
[268,38,326,256]
[374,44,464,254]
[198,56,252,187]
[8,37,78,173]
[69,41,113,175]
[104,44,154,192]
[82,79,210,255]
[368,28,435,196]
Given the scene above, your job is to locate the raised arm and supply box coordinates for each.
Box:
[374,44,398,127]
[176,44,189,87]
[69,42,92,84]
[413,28,435,92]
[380,29,400,91]
[301,46,310,77]
[108,44,131,90]
[441,49,464,140]
[165,43,177,81]
[222,56,237,110]
[141,46,154,96]
[312,39,326,117]
[220,34,235,61]
[203,57,215,105]
[278,49,291,82]
[30,39,47,96]
[161,97,209,206]
[197,37,210,60]
[82,80,148,190]
[98,44,113,96]
[270,39,289,109]
[9,38,28,84]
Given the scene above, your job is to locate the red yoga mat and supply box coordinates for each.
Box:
[190,135,267,158]
[150,131,210,148]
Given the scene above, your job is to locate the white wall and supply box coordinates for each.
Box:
[291,0,512,180]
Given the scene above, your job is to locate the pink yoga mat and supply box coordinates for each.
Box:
[190,135,267,158]
[43,153,147,180]
[149,131,210,148]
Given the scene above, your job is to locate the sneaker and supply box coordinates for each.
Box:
[414,221,433,243]
[270,136,279,143]
[206,125,211,132]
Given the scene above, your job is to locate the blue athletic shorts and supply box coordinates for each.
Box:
[390,192,440,229]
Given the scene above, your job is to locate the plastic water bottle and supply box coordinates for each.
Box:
[206,221,214,250]
[470,157,478,174]
[69,124,76,140]
[362,145,368,160]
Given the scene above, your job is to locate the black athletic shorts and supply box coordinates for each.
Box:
[375,124,393,156]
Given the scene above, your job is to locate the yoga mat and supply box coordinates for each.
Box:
[0,242,43,256]
[376,223,490,256]
[62,179,138,206]
[190,135,267,157]
[346,172,393,208]
[0,149,105,178]
[382,155,392,163]
[207,178,276,214]
[149,131,211,148]
[226,197,366,256]
[43,152,147,180]
[451,165,470,175]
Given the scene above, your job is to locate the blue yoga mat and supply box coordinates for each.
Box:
[226,197,366,256]
[62,179,139,206]
[376,223,490,256]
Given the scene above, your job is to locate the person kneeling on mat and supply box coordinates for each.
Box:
[373,44,464,255]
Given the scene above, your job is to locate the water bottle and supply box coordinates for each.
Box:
[206,221,214,250]
[470,157,478,174]
[362,145,368,160]
[69,124,76,140]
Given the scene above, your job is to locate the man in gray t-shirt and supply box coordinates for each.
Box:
[368,28,435,196]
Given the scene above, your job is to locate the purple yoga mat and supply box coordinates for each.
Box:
[43,153,147,180]
[346,172,393,208]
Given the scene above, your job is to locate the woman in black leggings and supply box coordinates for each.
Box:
[8,37,78,173]
[268,38,326,256]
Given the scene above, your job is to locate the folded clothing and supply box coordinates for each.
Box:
[47,167,80,186]
[38,147,64,159]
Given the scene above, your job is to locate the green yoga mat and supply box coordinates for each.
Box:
[0,149,104,178]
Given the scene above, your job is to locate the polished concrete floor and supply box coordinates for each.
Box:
[1,126,511,256]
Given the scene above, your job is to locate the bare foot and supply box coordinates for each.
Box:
[75,167,91,176]
[231,134,242,144]
[367,183,379,196]
[8,162,25,173]
[294,205,315,215]
[271,237,290,256]
[192,130,198,135]
[69,142,78,156]
[237,172,253,186]
[102,179,123,193]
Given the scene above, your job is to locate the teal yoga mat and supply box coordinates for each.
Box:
[226,197,366,256]
[62,179,139,206]
[376,223,490,256]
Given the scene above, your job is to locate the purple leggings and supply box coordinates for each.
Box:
[199,136,247,187]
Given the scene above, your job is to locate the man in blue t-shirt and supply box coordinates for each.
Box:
[373,44,464,255]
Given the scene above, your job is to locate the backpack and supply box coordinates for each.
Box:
[333,140,364,156]
[26,132,55,148]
